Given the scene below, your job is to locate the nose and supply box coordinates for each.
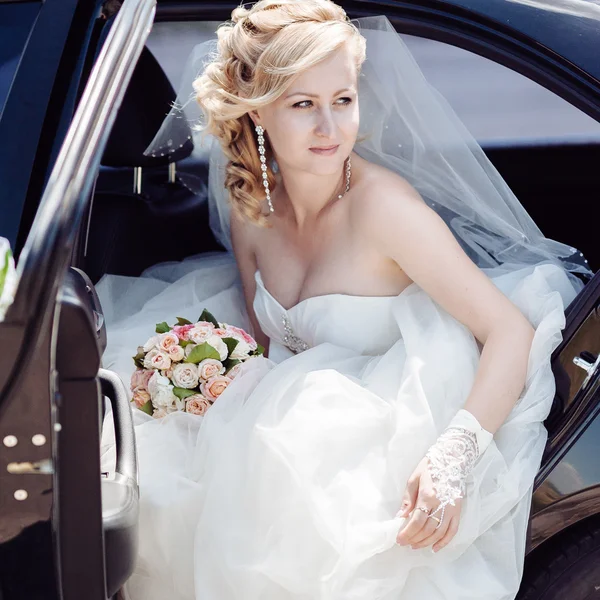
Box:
[315,108,335,139]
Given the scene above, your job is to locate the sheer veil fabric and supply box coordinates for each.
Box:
[95,14,591,600]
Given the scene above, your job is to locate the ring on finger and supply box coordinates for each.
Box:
[416,506,431,516]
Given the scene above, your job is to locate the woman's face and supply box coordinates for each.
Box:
[253,43,359,177]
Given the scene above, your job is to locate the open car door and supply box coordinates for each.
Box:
[0,1,156,598]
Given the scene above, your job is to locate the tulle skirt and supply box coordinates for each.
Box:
[98,252,579,600]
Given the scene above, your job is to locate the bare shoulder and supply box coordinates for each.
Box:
[348,154,428,237]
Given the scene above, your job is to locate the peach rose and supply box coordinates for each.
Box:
[130,368,154,392]
[200,375,233,402]
[198,358,225,380]
[158,332,180,353]
[185,395,212,416]
[168,344,185,362]
[132,389,151,408]
[143,348,171,371]
[189,322,215,344]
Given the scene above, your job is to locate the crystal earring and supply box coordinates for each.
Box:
[255,125,274,214]
[338,155,352,199]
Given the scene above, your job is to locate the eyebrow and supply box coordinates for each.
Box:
[285,87,354,99]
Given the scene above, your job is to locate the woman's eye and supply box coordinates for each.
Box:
[292,100,313,109]
[336,97,353,106]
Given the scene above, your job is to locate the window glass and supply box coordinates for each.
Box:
[147,21,600,145]
[0,2,40,119]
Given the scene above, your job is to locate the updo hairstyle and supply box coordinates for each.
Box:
[193,0,366,226]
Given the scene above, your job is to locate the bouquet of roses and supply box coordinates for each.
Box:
[130,309,264,418]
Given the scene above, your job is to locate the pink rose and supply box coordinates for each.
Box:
[189,322,215,344]
[168,345,185,362]
[225,325,258,351]
[143,348,171,371]
[200,375,233,402]
[173,324,194,341]
[132,389,151,408]
[213,327,228,337]
[130,368,154,392]
[185,395,212,416]
[198,358,225,380]
[158,332,180,352]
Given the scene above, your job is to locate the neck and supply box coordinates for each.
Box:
[275,158,348,231]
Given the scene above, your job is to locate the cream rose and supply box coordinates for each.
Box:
[184,343,197,357]
[201,375,233,402]
[206,335,228,361]
[143,348,171,371]
[185,395,212,416]
[198,358,225,380]
[158,332,180,353]
[188,322,215,344]
[171,363,199,389]
[152,385,178,410]
[167,344,185,362]
[143,335,160,352]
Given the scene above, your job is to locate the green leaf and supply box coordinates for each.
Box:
[173,387,198,400]
[176,317,192,326]
[155,321,171,334]
[254,343,265,356]
[139,400,153,416]
[184,342,220,364]
[133,356,145,369]
[224,358,241,372]
[221,336,239,356]
[0,248,11,297]
[179,340,193,347]
[198,309,219,328]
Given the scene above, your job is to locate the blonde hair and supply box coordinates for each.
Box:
[193,0,366,226]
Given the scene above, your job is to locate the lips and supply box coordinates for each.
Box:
[309,144,339,155]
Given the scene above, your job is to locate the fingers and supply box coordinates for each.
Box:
[411,513,449,549]
[398,473,420,518]
[409,513,440,546]
[432,516,459,553]
[396,505,428,546]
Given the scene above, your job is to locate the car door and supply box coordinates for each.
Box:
[0,0,155,598]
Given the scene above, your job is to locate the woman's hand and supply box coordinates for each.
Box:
[395,457,461,552]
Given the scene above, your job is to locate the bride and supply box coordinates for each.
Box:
[98,1,591,599]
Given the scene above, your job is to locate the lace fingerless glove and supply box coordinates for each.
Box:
[426,410,494,510]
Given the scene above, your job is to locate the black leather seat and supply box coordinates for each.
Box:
[85,45,222,284]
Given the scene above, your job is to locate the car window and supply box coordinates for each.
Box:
[146,21,600,146]
[0,2,40,120]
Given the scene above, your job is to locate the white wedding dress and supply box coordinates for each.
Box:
[98,251,579,600]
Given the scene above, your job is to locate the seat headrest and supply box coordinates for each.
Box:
[102,46,193,168]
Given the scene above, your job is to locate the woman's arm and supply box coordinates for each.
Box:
[230,211,271,357]
[361,174,535,433]
[359,172,535,552]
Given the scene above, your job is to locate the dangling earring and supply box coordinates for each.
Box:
[255,125,274,214]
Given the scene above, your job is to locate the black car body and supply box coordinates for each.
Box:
[0,0,599,598]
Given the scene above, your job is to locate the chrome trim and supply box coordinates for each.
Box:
[573,353,600,389]
[168,162,176,184]
[134,166,143,194]
[10,0,156,322]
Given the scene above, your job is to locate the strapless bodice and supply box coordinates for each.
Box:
[252,270,403,358]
